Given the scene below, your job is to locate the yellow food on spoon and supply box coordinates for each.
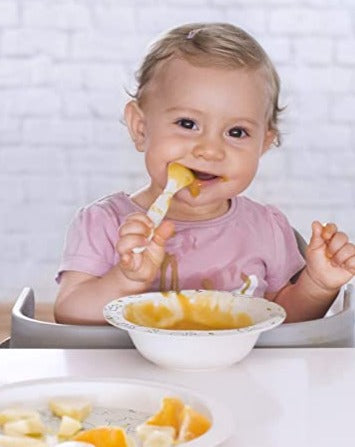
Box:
[167,162,195,190]
[133,163,195,254]
[73,426,134,447]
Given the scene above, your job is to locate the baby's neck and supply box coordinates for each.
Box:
[166,199,230,221]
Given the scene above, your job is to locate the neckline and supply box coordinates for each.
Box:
[122,193,239,229]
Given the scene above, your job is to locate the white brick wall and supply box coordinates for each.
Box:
[0,0,354,302]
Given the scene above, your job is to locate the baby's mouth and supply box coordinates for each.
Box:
[190,169,220,181]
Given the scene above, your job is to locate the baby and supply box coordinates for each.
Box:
[54,23,355,325]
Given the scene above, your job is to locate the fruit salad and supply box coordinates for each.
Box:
[0,396,211,447]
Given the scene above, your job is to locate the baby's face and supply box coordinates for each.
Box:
[129,57,275,211]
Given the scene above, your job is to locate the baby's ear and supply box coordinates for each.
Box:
[124,100,146,152]
[262,129,277,154]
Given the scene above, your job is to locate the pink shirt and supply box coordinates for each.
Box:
[57,192,305,297]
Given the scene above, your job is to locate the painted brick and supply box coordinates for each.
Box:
[0,147,66,174]
[136,7,225,32]
[0,1,18,26]
[260,37,291,64]
[0,88,61,117]
[2,29,68,58]
[225,8,267,35]
[279,66,354,93]
[332,95,355,123]
[23,119,93,146]
[0,118,21,144]
[293,38,333,64]
[336,39,355,65]
[23,0,91,29]
[0,60,31,87]
[269,9,352,36]
[91,4,135,32]
[1,0,354,302]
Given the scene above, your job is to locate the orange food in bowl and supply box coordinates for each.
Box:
[125,292,253,330]
[73,426,131,447]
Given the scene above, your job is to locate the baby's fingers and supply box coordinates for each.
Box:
[330,242,355,271]
[124,212,154,229]
[343,256,355,275]
[119,219,152,238]
[325,231,348,258]
[321,222,338,242]
[116,233,148,258]
[152,220,175,247]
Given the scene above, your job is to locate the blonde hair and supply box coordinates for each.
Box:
[132,23,283,145]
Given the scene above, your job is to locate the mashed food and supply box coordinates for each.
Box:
[125,292,253,330]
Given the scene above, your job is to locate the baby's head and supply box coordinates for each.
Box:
[132,22,282,145]
[125,23,282,213]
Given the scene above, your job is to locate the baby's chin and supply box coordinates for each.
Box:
[174,186,231,207]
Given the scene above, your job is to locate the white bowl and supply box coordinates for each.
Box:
[104,290,286,371]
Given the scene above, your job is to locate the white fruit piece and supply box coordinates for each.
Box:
[57,415,82,438]
[126,435,137,447]
[136,424,175,442]
[136,425,174,447]
[0,434,47,447]
[0,409,42,426]
[48,398,92,422]
[3,415,45,436]
[142,431,174,447]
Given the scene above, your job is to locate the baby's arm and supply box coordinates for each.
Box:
[54,214,175,325]
[266,221,355,322]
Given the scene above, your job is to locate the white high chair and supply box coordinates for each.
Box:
[1,287,133,349]
[0,283,353,349]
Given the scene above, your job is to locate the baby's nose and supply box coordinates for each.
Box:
[192,143,225,161]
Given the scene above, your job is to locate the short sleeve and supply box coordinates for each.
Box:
[264,205,306,292]
[56,204,120,282]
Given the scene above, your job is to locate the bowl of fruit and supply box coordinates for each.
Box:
[104,289,286,370]
[0,377,233,447]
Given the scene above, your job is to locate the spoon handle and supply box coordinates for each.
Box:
[132,180,177,254]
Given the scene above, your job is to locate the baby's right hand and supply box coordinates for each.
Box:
[116,212,175,284]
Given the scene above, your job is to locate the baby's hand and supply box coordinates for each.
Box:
[116,212,175,284]
[306,220,355,291]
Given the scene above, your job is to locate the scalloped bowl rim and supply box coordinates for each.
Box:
[103,290,286,337]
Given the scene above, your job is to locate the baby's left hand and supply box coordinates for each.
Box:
[306,220,355,291]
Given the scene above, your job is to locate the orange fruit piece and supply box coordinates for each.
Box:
[145,397,184,437]
[73,426,131,447]
[177,405,211,442]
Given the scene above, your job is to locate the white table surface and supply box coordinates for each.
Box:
[0,348,354,447]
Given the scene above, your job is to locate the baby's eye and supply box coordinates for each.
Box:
[175,118,198,130]
[228,127,248,138]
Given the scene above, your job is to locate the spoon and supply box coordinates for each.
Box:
[133,162,195,254]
